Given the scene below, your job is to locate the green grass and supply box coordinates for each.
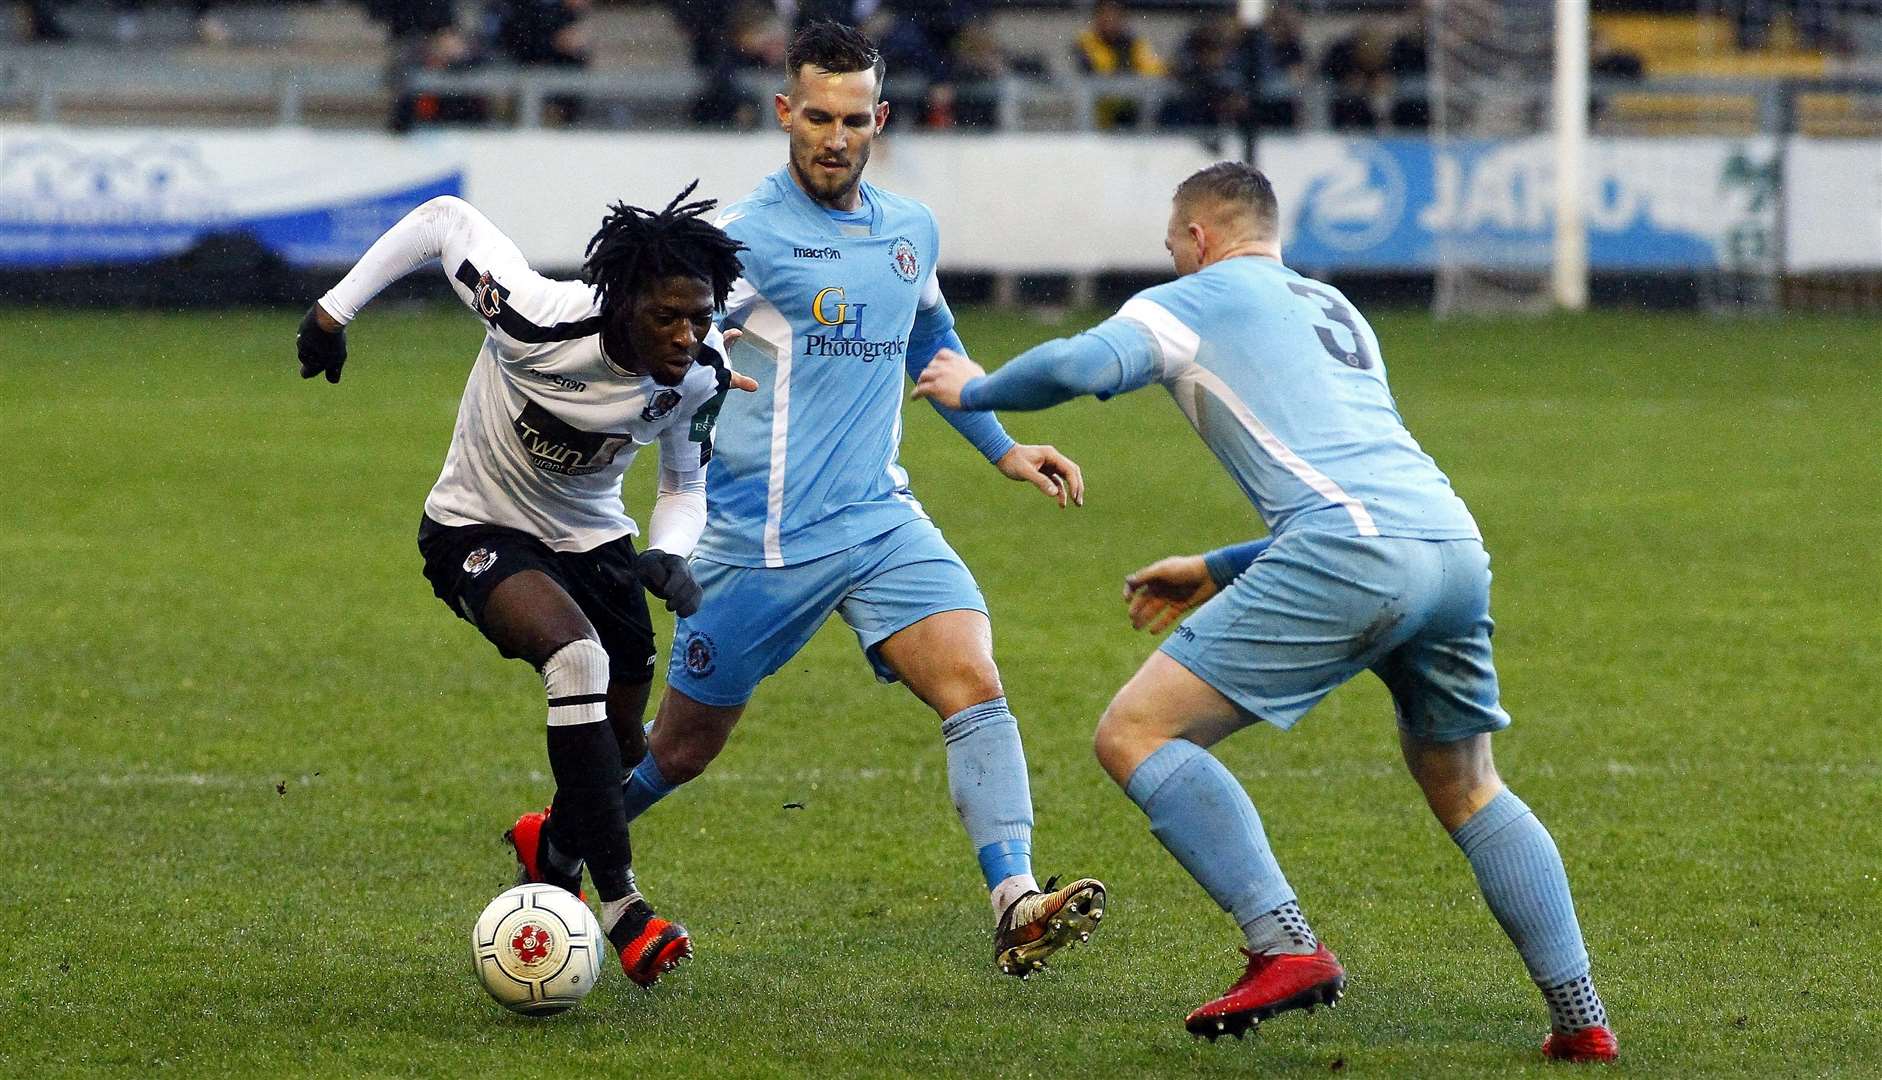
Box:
[2,305,1877,1078]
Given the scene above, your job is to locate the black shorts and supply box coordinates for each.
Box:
[417,515,656,681]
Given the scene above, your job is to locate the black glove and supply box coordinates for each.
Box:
[634,549,702,618]
[296,305,348,384]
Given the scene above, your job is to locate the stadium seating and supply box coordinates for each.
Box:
[1,1,1878,136]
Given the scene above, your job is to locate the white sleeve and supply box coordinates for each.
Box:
[918,264,944,311]
[317,196,459,325]
[646,341,728,556]
[644,468,708,556]
[318,196,596,360]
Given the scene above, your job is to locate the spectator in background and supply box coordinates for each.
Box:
[667,0,739,69]
[18,0,68,41]
[1239,1,1307,131]
[690,0,786,127]
[493,0,590,67]
[1590,27,1644,80]
[1318,23,1384,130]
[1734,0,1845,53]
[940,16,1020,129]
[1587,27,1644,126]
[1076,0,1166,130]
[875,0,985,128]
[1158,17,1248,132]
[491,0,591,125]
[1385,3,1429,130]
[370,0,487,132]
[781,0,879,33]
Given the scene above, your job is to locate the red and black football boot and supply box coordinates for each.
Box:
[503,807,584,899]
[1185,944,1346,1040]
[994,876,1107,978]
[1543,1025,1619,1063]
[608,901,692,988]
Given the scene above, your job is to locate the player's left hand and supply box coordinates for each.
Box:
[633,549,703,617]
[910,347,985,410]
[995,443,1085,508]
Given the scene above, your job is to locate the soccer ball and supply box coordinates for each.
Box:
[471,883,604,1015]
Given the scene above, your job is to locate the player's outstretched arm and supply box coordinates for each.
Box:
[296,196,557,384]
[913,321,1157,413]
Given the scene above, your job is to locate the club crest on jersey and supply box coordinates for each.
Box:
[472,271,507,319]
[889,236,920,283]
[463,548,498,576]
[682,631,716,678]
[641,388,683,422]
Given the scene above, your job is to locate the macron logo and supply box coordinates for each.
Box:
[793,246,842,260]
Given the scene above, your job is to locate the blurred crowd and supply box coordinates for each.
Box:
[28,0,1850,134]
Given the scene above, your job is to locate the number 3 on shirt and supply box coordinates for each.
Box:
[1287,281,1374,370]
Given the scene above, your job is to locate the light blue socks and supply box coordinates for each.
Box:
[1450,788,1595,992]
[621,750,676,824]
[1125,739,1301,948]
[941,698,1036,890]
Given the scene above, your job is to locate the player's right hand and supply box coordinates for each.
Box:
[1122,554,1217,634]
[296,304,348,384]
[634,549,703,618]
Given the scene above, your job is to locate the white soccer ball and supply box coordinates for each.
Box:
[471,883,605,1015]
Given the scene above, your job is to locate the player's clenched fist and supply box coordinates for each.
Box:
[634,549,703,617]
[1122,554,1218,633]
[296,304,347,384]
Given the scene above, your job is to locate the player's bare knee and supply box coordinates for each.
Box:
[655,738,717,785]
[1405,734,1503,829]
[1094,691,1157,783]
[951,659,1004,710]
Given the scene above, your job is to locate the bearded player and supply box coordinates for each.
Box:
[590,21,1107,976]
[295,185,755,988]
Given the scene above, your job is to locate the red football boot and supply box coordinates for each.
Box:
[1543,1025,1619,1063]
[503,808,584,900]
[1185,944,1346,1040]
[612,909,693,988]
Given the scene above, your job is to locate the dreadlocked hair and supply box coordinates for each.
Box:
[582,180,746,316]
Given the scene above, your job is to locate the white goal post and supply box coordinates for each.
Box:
[1554,0,1591,310]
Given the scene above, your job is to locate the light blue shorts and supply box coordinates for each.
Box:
[1159,531,1512,742]
[668,518,987,707]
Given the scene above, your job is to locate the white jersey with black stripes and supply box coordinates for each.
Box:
[318,195,730,554]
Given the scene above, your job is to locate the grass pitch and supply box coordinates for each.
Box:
[2,304,1878,1078]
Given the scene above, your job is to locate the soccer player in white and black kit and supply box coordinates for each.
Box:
[294,184,756,988]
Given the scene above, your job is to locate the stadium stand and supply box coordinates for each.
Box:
[0,1,1877,135]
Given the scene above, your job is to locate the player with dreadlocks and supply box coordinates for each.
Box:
[295,184,755,986]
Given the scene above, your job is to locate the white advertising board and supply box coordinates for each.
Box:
[1,125,1875,273]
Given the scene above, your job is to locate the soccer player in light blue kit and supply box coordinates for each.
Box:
[915,163,1617,1061]
[612,21,1107,977]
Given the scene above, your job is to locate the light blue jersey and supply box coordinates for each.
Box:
[964,256,1479,542]
[698,168,1014,568]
